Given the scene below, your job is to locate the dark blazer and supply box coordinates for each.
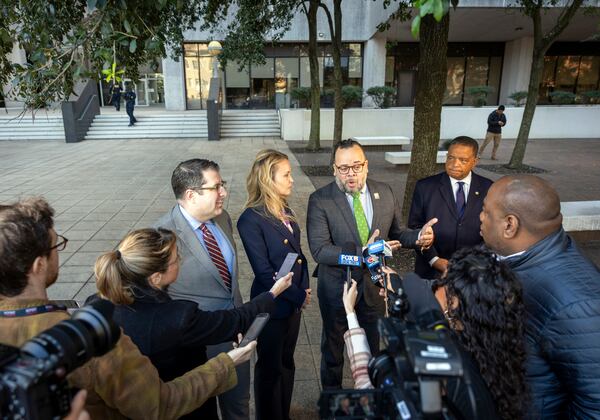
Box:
[237,206,309,319]
[408,171,493,278]
[86,287,275,419]
[307,179,420,312]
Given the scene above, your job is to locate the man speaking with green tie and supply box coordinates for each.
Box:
[306,139,437,389]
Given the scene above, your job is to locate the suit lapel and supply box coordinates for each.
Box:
[439,174,459,220]
[367,180,383,237]
[463,173,483,219]
[172,207,229,293]
[256,207,302,255]
[331,183,362,245]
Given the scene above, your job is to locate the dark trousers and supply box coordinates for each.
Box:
[112,95,120,111]
[126,106,136,125]
[319,296,380,389]
[254,311,301,420]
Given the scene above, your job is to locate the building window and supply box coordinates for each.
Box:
[538,43,600,104]
[183,43,213,110]
[385,42,504,106]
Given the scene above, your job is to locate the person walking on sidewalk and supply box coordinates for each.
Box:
[480,105,506,160]
[110,83,122,111]
[124,88,137,126]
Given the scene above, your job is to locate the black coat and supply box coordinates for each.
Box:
[505,229,600,418]
[86,287,275,419]
[408,172,493,278]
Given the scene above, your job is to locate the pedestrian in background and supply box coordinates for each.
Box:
[124,88,137,127]
[110,83,121,111]
[480,105,506,160]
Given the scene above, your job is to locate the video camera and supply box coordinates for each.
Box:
[319,242,478,419]
[0,300,120,420]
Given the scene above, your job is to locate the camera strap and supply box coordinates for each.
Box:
[0,303,67,318]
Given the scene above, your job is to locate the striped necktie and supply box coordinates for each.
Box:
[200,223,232,292]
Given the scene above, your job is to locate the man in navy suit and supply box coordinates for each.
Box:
[408,136,493,278]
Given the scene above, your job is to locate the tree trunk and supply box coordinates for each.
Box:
[507,48,545,168]
[332,0,343,145]
[306,0,321,151]
[402,14,450,221]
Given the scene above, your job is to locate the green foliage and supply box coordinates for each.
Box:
[341,85,363,109]
[465,86,494,107]
[549,90,577,104]
[581,90,600,104]
[0,0,221,111]
[379,0,453,39]
[290,87,311,108]
[509,91,528,106]
[366,86,396,108]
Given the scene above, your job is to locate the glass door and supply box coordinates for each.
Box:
[147,76,165,105]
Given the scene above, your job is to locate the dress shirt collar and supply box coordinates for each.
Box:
[448,171,472,187]
[178,204,214,230]
[497,250,526,261]
[344,183,368,198]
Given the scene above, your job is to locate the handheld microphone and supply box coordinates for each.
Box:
[362,247,384,285]
[367,239,393,266]
[401,273,447,330]
[338,242,361,287]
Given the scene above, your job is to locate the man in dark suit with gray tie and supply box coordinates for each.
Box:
[408,136,493,278]
[307,139,437,389]
[155,159,249,420]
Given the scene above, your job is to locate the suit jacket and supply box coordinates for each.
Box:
[408,171,493,278]
[307,179,420,312]
[237,206,309,319]
[155,206,243,311]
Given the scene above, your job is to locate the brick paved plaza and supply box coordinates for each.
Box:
[0,136,599,418]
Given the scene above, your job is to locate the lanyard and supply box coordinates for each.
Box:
[0,303,67,318]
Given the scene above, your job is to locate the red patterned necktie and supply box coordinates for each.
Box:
[200,224,232,292]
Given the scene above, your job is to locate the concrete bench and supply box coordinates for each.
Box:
[385,151,447,165]
[351,136,410,150]
[561,201,600,232]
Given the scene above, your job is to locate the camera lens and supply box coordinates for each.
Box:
[20,299,121,373]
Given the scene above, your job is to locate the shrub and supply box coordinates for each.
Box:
[466,86,494,107]
[290,87,311,108]
[509,91,528,107]
[549,90,576,105]
[366,86,396,108]
[581,90,600,104]
[341,85,363,108]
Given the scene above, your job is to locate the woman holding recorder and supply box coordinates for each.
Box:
[88,227,292,419]
[237,149,311,420]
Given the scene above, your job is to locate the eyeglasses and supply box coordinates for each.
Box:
[49,235,68,252]
[334,162,366,175]
[195,181,227,192]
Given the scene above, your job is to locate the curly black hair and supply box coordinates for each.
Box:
[438,244,528,420]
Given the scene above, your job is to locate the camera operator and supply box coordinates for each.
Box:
[342,245,526,420]
[0,197,255,419]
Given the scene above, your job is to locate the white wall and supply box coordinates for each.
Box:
[361,37,387,107]
[163,57,186,111]
[499,37,534,106]
[280,106,600,140]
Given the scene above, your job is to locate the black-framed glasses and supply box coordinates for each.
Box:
[334,162,366,175]
[195,181,227,192]
[50,235,68,252]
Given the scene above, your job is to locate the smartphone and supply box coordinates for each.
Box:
[275,252,298,280]
[239,313,270,347]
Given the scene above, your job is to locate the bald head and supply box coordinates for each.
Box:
[493,175,562,237]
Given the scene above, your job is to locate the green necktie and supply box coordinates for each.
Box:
[352,192,369,246]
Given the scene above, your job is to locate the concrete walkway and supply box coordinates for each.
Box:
[0,137,329,418]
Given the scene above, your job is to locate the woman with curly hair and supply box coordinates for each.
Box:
[435,244,528,420]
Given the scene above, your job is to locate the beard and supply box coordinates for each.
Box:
[335,176,364,194]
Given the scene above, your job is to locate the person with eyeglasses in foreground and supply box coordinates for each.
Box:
[155,158,252,420]
[0,197,254,419]
[86,227,293,419]
[342,245,527,420]
[306,139,438,390]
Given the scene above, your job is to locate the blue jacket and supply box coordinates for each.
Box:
[237,206,309,319]
[487,110,506,134]
[505,228,600,419]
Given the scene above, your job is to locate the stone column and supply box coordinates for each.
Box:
[162,56,187,111]
[361,36,387,108]
[499,37,534,106]
[2,42,27,108]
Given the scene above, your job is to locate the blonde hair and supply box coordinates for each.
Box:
[245,149,294,222]
[94,228,177,305]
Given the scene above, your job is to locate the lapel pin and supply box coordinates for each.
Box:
[475,191,480,196]
[374,192,380,200]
